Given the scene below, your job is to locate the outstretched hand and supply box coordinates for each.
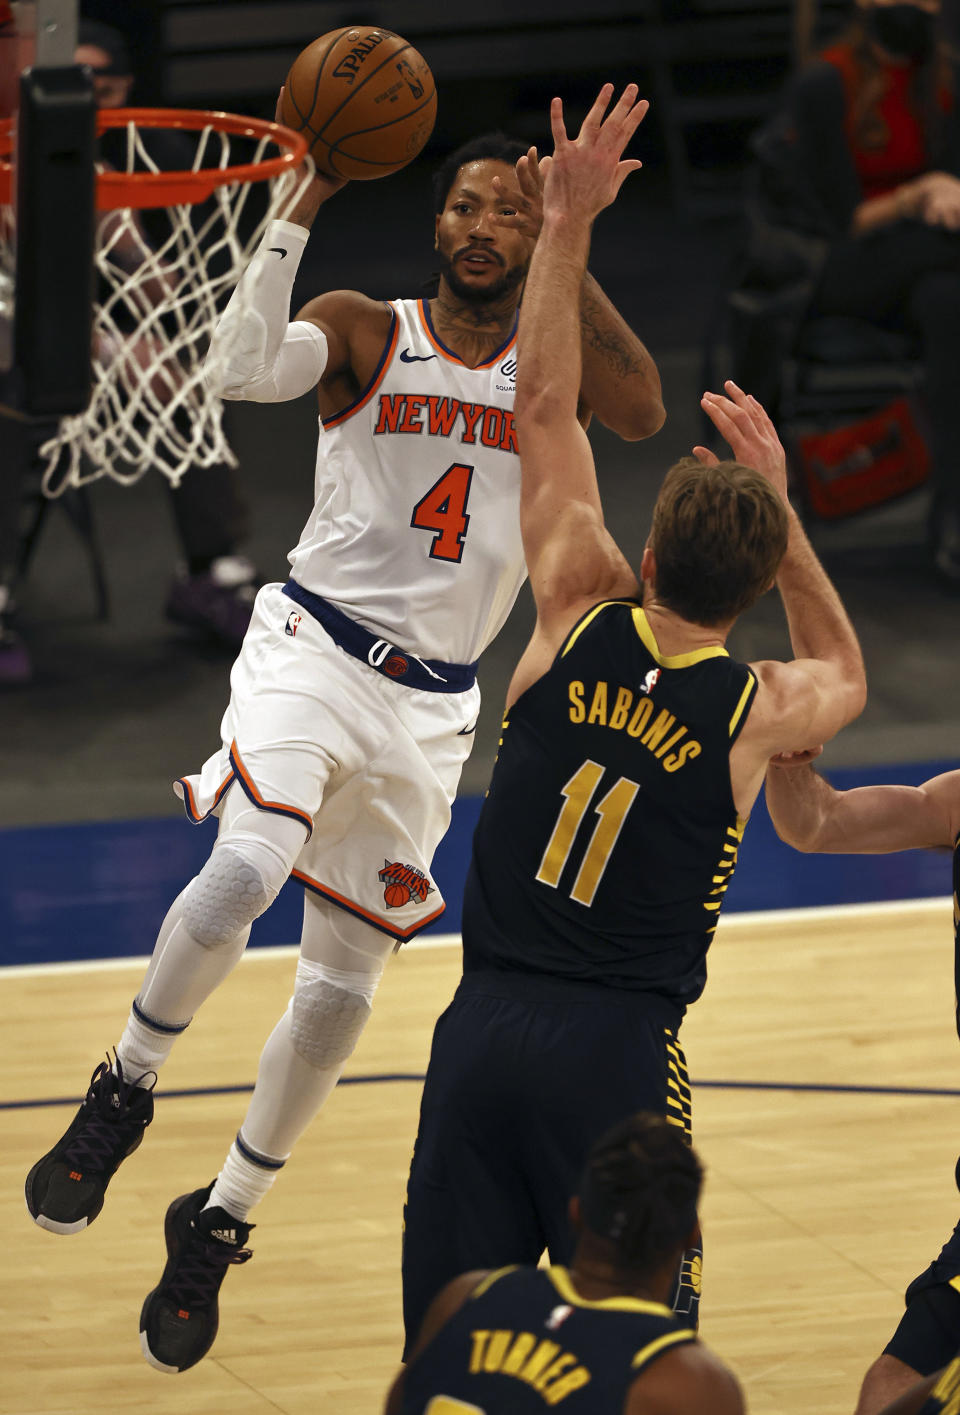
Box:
[540,83,649,224]
[694,381,789,502]
[491,148,548,239]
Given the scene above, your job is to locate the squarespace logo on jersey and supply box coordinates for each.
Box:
[568,677,702,773]
[495,355,517,397]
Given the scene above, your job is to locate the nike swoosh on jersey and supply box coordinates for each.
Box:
[268,247,288,258]
[400,348,437,363]
[457,718,479,735]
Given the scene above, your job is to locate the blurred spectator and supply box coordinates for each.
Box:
[728,0,960,587]
[0,19,259,685]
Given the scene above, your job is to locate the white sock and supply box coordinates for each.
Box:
[114,1001,184,1082]
[205,1136,286,1221]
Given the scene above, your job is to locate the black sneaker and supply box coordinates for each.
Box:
[25,1055,155,1234]
[140,1184,253,1373]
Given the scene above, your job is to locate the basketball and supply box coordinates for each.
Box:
[280,26,437,181]
[384,882,411,908]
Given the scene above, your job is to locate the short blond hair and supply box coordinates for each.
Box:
[649,457,788,626]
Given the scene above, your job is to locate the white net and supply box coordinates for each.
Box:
[1,114,313,494]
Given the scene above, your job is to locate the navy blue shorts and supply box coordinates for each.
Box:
[400,969,689,1353]
[885,1213,960,1375]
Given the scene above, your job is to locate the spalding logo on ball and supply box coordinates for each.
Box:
[280,26,437,180]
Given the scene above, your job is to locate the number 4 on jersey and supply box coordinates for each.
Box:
[412,462,474,562]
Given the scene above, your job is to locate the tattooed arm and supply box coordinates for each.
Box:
[578,269,664,439]
[493,144,664,442]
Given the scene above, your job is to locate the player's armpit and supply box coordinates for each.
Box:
[295,288,392,383]
[624,1343,745,1415]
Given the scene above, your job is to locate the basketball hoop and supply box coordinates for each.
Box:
[0,107,313,493]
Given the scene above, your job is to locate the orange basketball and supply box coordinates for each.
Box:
[280,26,437,181]
[384,883,411,908]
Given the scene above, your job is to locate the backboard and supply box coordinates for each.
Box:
[0,0,95,418]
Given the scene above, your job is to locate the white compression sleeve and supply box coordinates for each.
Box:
[204,219,328,402]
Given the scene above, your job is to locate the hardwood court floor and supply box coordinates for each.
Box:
[3,898,958,1415]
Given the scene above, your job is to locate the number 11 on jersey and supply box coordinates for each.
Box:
[411,462,474,562]
[536,759,640,907]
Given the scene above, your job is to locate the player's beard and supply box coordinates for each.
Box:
[436,247,528,305]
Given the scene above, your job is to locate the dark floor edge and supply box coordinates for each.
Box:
[6,1073,960,1112]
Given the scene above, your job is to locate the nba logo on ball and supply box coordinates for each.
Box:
[378,860,433,908]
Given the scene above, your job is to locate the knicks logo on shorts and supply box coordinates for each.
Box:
[378,859,434,908]
[368,639,409,679]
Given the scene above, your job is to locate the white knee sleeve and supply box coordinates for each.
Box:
[289,957,379,1069]
[182,832,292,948]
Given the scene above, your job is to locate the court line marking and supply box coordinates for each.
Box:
[3,896,953,1111]
[6,1072,960,1113]
[0,895,952,980]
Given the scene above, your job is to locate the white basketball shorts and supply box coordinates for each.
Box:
[175,582,481,941]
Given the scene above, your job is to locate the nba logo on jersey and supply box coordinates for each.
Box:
[641,667,660,694]
[495,355,517,396]
[544,1304,573,1331]
[285,612,302,637]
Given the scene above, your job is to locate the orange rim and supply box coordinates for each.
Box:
[0,107,308,209]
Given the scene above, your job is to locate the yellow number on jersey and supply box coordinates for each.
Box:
[536,760,640,906]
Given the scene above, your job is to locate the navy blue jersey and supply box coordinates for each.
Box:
[917,1355,960,1415]
[462,601,757,1008]
[401,1265,697,1414]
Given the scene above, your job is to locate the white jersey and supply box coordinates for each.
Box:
[287,297,525,665]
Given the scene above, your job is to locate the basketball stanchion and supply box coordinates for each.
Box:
[0,107,312,494]
[1,63,96,418]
